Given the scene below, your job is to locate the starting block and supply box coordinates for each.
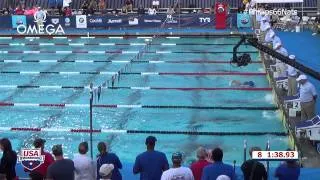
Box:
[284,96,300,117]
[275,77,288,90]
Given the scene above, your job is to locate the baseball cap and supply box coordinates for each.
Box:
[296,74,307,81]
[33,138,46,148]
[172,152,183,161]
[289,55,295,60]
[216,175,231,180]
[99,164,114,177]
[145,136,157,145]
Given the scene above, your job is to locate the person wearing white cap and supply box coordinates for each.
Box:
[297,74,317,121]
[260,16,271,32]
[99,164,114,180]
[216,175,231,180]
[273,43,288,77]
[286,55,299,96]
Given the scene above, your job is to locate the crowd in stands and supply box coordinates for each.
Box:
[0,136,300,180]
[0,0,227,16]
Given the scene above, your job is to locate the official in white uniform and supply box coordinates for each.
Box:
[297,74,317,121]
[260,16,271,32]
[273,43,288,77]
[286,55,299,96]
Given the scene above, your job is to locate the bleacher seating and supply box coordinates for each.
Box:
[0,0,317,10]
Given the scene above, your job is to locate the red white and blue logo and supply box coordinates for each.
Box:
[18,149,45,171]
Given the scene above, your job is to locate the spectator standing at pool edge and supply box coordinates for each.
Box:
[190,147,211,180]
[0,138,17,180]
[96,142,123,180]
[133,136,169,180]
[73,142,95,180]
[241,147,267,180]
[161,152,194,180]
[201,148,236,180]
[25,138,54,179]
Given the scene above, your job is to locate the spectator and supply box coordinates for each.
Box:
[161,152,194,180]
[81,0,89,15]
[0,138,17,180]
[152,0,160,10]
[125,0,133,12]
[190,147,211,180]
[286,55,299,96]
[137,4,145,15]
[48,0,56,9]
[133,136,169,180]
[63,6,72,16]
[47,144,75,180]
[201,148,236,180]
[88,0,97,14]
[96,142,122,180]
[98,0,106,11]
[241,147,267,180]
[25,138,54,179]
[73,142,95,180]
[15,5,25,15]
[57,0,63,15]
[210,5,215,14]
[273,43,288,77]
[297,74,317,121]
[275,151,300,180]
[167,6,175,16]
[148,7,157,15]
[312,13,320,35]
[99,164,114,180]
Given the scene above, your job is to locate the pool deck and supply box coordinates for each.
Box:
[260,48,320,168]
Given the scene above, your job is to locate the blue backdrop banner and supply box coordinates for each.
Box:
[0,14,233,29]
[11,15,27,28]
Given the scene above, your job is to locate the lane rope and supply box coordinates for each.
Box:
[0,127,287,136]
[0,85,272,91]
[0,71,267,76]
[0,50,258,54]
[0,60,262,64]
[0,102,278,110]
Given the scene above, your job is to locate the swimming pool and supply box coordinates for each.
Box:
[0,36,288,169]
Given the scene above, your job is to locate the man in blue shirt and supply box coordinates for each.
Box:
[201,148,236,180]
[133,136,169,180]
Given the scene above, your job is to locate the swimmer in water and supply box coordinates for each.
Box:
[230,80,255,88]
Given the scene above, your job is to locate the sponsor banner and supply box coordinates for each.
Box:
[237,13,252,28]
[76,15,87,28]
[87,17,104,27]
[12,15,27,28]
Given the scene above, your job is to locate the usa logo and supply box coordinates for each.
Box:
[18,149,45,171]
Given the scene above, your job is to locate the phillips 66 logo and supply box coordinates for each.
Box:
[18,149,45,171]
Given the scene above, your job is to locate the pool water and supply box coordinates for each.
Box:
[0,37,288,169]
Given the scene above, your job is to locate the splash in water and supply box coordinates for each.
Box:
[264,93,274,104]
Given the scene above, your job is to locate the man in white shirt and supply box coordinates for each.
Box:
[286,55,299,96]
[148,7,157,15]
[273,43,288,77]
[297,74,317,121]
[260,16,270,32]
[161,152,194,180]
[73,142,96,180]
